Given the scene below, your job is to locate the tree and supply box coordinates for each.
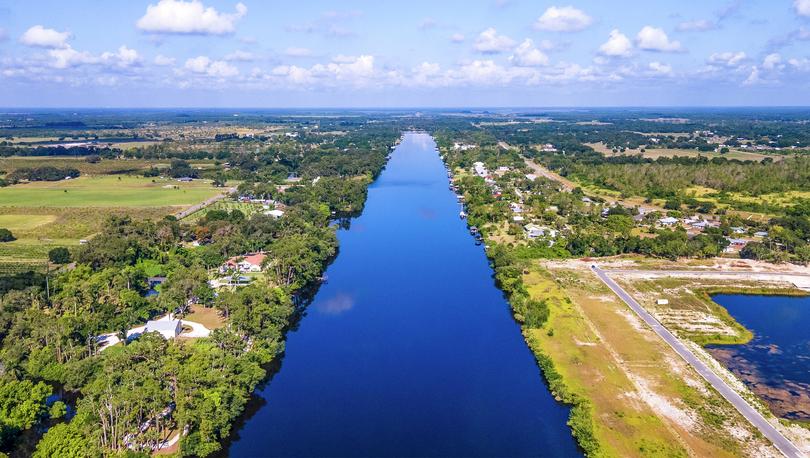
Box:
[48,247,72,264]
[33,419,98,458]
[0,228,15,242]
[0,379,51,448]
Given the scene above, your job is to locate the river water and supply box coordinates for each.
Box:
[227,132,579,457]
[708,294,810,420]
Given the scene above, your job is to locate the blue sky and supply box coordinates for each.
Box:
[1,0,809,107]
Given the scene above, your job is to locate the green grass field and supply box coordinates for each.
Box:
[183,201,264,222]
[0,214,57,231]
[0,174,223,268]
[0,175,221,208]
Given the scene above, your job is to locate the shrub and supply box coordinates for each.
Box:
[48,247,72,264]
[0,228,15,242]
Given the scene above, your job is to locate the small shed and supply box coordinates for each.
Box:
[656,299,669,305]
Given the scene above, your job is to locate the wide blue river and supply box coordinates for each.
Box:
[227,132,579,457]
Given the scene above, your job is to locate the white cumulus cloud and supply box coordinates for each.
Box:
[795,0,810,16]
[450,33,465,43]
[474,27,515,54]
[100,46,141,68]
[636,26,682,52]
[20,25,71,48]
[763,53,783,70]
[509,39,549,67]
[225,50,254,61]
[648,61,672,75]
[599,29,632,57]
[534,6,592,32]
[184,56,239,77]
[707,51,747,67]
[137,0,247,35]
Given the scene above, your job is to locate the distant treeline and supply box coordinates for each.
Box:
[6,166,81,183]
[0,145,120,158]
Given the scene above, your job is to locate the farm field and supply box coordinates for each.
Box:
[586,142,778,162]
[0,175,224,269]
[0,175,222,207]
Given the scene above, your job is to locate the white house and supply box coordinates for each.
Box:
[265,209,285,219]
[144,317,182,340]
[473,162,489,177]
[659,216,679,226]
[525,223,557,240]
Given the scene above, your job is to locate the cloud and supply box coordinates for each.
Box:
[599,29,632,57]
[225,50,254,61]
[534,6,592,32]
[137,0,247,35]
[509,39,549,67]
[676,19,716,32]
[474,27,515,54]
[788,57,810,71]
[20,25,71,48]
[269,55,376,87]
[285,47,312,57]
[154,54,176,66]
[100,46,141,68]
[707,51,747,67]
[795,0,810,16]
[762,53,783,70]
[184,56,239,77]
[742,66,761,85]
[648,61,673,75]
[450,33,465,43]
[636,26,683,52]
[48,47,96,69]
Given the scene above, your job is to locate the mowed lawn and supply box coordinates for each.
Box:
[0,175,222,207]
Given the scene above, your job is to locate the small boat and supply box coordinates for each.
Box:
[470,226,479,234]
[459,211,467,219]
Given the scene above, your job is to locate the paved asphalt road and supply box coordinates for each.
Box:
[591,265,804,458]
[607,269,810,278]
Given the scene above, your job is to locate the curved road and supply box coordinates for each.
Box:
[591,265,804,458]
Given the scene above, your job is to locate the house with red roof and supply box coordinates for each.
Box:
[221,252,267,273]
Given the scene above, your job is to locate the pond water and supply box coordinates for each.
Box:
[226,132,579,456]
[708,294,810,420]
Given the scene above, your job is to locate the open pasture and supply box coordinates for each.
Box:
[0,175,221,208]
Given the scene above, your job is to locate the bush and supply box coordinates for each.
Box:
[48,247,72,264]
[0,228,15,242]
